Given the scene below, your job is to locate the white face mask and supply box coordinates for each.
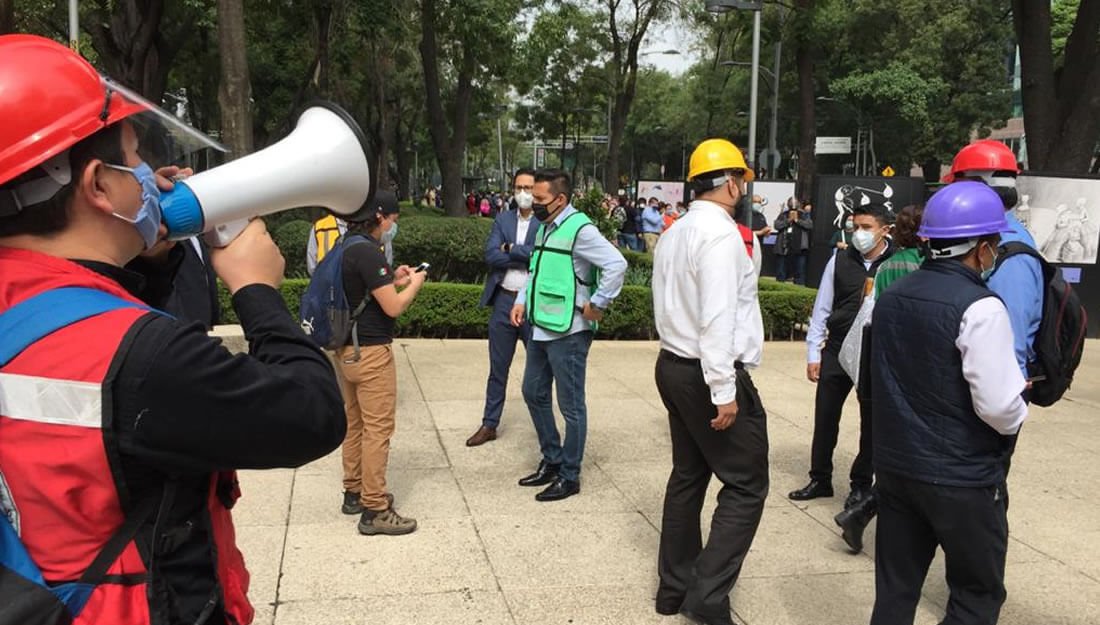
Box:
[515,190,534,210]
[851,229,878,254]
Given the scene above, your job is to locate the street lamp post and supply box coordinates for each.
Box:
[707,1,763,224]
[817,96,870,176]
[721,60,781,177]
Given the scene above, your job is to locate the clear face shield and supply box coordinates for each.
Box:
[101,77,227,169]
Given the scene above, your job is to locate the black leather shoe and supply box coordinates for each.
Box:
[834,494,878,553]
[844,485,873,510]
[788,479,834,501]
[518,461,560,487]
[654,591,684,616]
[679,606,735,625]
[534,477,580,502]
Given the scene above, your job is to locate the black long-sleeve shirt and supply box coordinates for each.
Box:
[74,257,345,624]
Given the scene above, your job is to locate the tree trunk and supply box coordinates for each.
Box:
[794,0,816,202]
[314,1,334,97]
[418,0,475,216]
[83,0,196,104]
[1014,0,1100,172]
[0,0,14,35]
[393,107,412,200]
[216,0,254,159]
[601,0,664,194]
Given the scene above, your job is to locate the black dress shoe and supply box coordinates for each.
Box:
[534,477,580,502]
[654,591,684,615]
[834,493,878,553]
[518,461,560,487]
[788,479,834,501]
[679,606,735,625]
[843,485,873,510]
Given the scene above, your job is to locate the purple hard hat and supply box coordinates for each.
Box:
[917,181,1012,240]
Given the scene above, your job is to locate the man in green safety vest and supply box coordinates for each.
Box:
[510,168,628,502]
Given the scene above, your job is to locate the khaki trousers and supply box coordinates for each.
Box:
[336,343,397,512]
[642,232,660,253]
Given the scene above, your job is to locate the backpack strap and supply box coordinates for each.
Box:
[0,287,162,368]
[995,241,1050,277]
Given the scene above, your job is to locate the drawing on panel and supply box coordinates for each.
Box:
[833,182,895,229]
[1016,175,1100,265]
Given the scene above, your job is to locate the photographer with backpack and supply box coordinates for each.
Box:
[327,190,427,536]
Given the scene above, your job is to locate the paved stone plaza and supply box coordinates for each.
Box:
[227,337,1100,625]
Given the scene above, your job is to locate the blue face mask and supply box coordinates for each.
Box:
[383,221,398,243]
[105,162,161,250]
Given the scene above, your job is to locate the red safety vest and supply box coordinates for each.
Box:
[0,248,253,625]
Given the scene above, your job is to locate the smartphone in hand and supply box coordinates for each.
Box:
[415,262,431,273]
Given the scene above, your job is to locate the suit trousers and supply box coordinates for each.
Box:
[810,348,873,489]
[871,471,1008,625]
[655,351,769,620]
[483,289,531,428]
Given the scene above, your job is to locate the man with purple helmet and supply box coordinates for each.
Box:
[868,181,1028,625]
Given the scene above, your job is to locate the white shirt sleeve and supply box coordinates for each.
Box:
[697,230,743,405]
[306,226,319,277]
[806,254,836,364]
[956,297,1029,435]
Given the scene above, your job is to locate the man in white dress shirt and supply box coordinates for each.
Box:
[869,181,1028,625]
[651,139,768,625]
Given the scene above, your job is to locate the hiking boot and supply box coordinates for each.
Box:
[342,491,394,515]
[358,507,417,536]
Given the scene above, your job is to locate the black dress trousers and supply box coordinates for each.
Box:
[654,350,770,621]
[809,347,874,489]
[871,471,1009,625]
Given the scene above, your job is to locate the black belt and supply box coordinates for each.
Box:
[659,349,743,370]
[499,288,519,297]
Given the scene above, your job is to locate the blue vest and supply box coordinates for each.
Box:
[871,260,1014,487]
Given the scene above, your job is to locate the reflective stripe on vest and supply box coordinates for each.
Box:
[0,373,101,428]
[314,215,341,264]
[526,211,596,333]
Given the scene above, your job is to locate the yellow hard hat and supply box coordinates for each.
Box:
[687,138,754,182]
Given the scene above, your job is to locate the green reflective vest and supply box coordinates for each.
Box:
[527,211,598,333]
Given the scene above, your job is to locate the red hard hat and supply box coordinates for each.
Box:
[0,35,147,186]
[942,140,1021,183]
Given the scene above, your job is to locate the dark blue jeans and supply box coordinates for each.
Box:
[775,251,808,284]
[618,232,642,252]
[521,330,593,482]
[483,289,531,428]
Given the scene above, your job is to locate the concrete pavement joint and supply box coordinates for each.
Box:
[269,468,297,625]
[403,342,522,625]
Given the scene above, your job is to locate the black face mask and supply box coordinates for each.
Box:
[532,196,560,222]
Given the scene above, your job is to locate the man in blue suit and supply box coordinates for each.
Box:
[467,168,539,446]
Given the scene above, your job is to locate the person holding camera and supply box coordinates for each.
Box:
[773,197,813,283]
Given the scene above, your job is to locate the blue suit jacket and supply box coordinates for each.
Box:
[480,209,540,307]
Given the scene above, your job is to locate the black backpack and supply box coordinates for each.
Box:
[995,242,1087,406]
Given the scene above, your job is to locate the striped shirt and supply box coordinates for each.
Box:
[873,247,923,299]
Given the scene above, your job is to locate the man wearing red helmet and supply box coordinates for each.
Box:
[0,35,345,625]
[943,140,1043,385]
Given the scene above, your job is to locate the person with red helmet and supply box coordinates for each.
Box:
[0,35,345,625]
[944,140,1043,383]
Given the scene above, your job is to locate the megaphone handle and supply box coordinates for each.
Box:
[204,218,250,248]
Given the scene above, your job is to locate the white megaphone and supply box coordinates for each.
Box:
[161,102,375,246]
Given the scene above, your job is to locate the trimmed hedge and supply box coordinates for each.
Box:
[218,278,815,340]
